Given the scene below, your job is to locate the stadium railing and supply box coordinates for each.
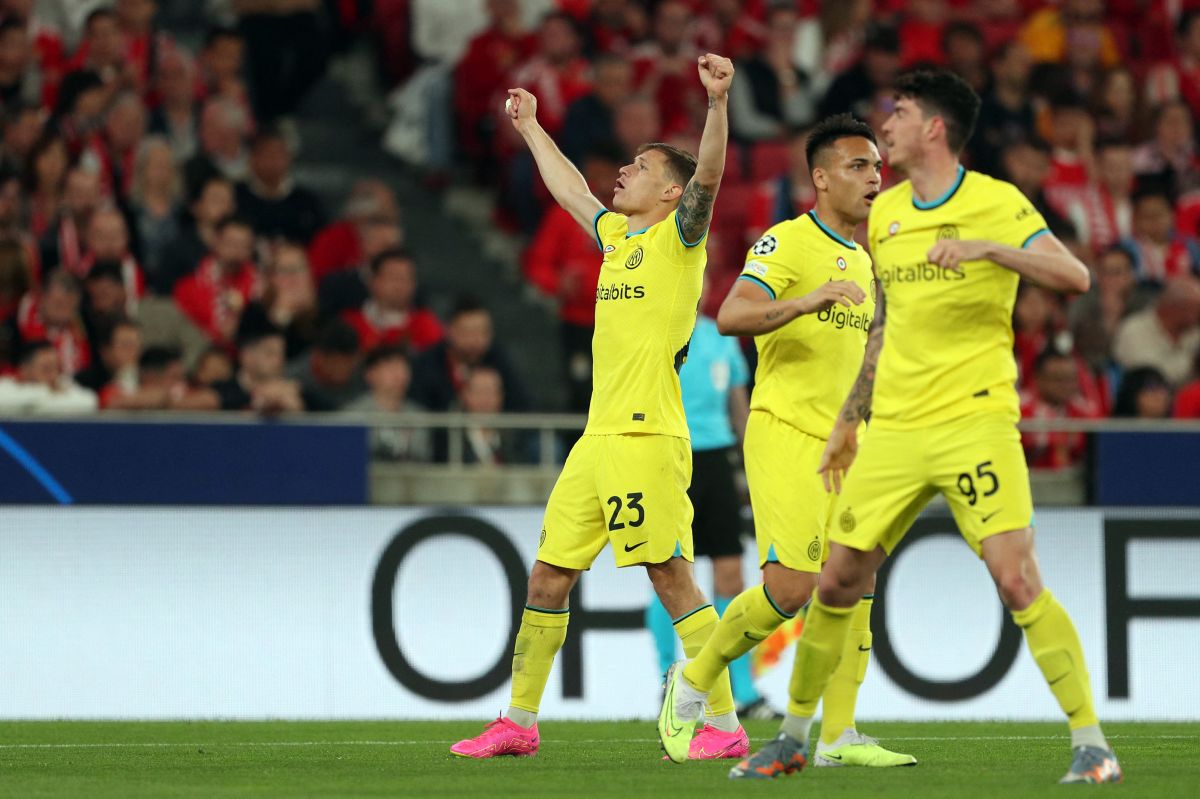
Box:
[2,413,1198,506]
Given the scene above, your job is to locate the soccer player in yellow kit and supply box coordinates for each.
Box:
[738,70,1122,784]
[657,114,912,770]
[452,54,750,761]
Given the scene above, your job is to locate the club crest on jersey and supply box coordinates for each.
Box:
[751,234,778,256]
[836,256,847,271]
[937,225,959,240]
[888,221,900,236]
[604,244,615,253]
[746,259,769,277]
[625,247,644,269]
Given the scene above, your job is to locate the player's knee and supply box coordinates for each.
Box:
[526,561,575,609]
[994,567,1040,611]
[763,566,817,613]
[816,567,865,608]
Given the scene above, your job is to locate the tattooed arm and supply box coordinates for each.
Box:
[716,275,867,336]
[677,54,734,244]
[818,278,886,493]
[839,285,886,425]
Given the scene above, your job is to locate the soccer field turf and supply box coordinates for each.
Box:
[0,720,1193,798]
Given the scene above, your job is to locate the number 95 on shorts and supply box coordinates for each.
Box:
[538,434,694,570]
[831,413,1034,558]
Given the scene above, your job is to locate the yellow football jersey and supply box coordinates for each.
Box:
[867,167,1049,429]
[738,209,876,440]
[585,208,706,437]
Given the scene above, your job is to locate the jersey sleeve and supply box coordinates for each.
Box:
[592,209,626,251]
[737,224,800,300]
[648,209,708,266]
[991,181,1051,250]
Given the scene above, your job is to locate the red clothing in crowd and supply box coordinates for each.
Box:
[30,20,65,73]
[15,292,91,376]
[1122,235,1198,284]
[1065,185,1133,252]
[1177,192,1200,239]
[307,220,362,284]
[898,18,945,67]
[65,29,175,98]
[172,256,260,343]
[631,43,707,139]
[507,57,591,138]
[340,303,443,353]
[523,205,601,327]
[454,26,537,158]
[1015,330,1109,411]
[1175,379,1200,417]
[1044,151,1090,218]
[694,4,768,61]
[1148,53,1200,122]
[47,216,87,277]
[1020,388,1105,469]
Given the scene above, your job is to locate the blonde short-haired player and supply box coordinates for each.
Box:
[452,54,751,761]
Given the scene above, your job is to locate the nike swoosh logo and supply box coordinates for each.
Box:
[858,645,871,652]
[624,541,648,552]
[981,510,1002,523]
[824,753,843,761]
[664,677,682,736]
[744,632,766,641]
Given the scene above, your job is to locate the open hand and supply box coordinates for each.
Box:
[817,421,859,494]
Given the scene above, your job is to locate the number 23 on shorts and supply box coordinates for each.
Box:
[606,491,646,531]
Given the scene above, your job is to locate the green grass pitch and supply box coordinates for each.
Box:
[0,720,1194,798]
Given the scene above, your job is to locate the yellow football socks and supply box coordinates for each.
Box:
[787,594,856,718]
[1012,589,1100,731]
[673,604,737,720]
[819,595,874,745]
[507,606,569,725]
[682,585,791,694]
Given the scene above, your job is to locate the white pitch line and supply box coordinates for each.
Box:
[0,734,1194,751]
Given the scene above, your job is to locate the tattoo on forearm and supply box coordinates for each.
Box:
[708,95,717,110]
[840,290,886,424]
[678,180,716,244]
[764,308,785,322]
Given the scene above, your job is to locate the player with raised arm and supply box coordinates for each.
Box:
[451,54,750,761]
[656,114,914,771]
[739,69,1121,784]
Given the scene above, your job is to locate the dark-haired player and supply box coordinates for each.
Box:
[452,55,748,761]
[657,113,913,770]
[760,70,1119,784]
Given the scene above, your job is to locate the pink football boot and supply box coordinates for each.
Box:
[450,717,540,759]
[688,724,750,760]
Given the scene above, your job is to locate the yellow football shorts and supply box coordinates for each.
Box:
[745,410,833,573]
[538,433,694,569]
[831,412,1035,557]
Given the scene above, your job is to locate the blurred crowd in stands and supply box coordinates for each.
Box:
[1,0,1200,471]
[0,0,536,464]
[385,0,1200,470]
